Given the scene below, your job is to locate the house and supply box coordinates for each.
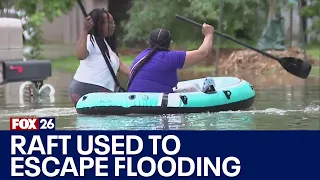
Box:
[40,0,109,45]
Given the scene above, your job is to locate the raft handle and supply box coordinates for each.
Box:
[179,95,188,105]
[128,95,136,100]
[223,90,232,100]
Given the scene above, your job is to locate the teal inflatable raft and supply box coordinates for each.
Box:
[76,77,256,115]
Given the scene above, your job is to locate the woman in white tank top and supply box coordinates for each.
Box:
[69,8,130,107]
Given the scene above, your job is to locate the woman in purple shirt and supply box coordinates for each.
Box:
[128,23,214,93]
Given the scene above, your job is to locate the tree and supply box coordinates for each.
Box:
[122,0,268,47]
[302,0,320,41]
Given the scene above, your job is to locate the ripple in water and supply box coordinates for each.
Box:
[1,104,319,118]
[1,107,77,119]
[217,105,320,116]
[0,104,318,130]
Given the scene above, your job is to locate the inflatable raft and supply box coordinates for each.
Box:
[76,77,256,115]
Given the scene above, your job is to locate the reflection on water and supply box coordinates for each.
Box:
[0,70,319,130]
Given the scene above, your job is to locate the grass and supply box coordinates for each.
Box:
[51,54,319,77]
[310,66,320,76]
[49,39,253,73]
[51,55,215,73]
[306,44,320,77]
[174,39,252,50]
[120,55,136,65]
[51,56,79,72]
[50,43,319,77]
[51,55,136,73]
[306,44,320,61]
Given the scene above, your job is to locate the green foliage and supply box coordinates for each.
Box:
[0,0,76,59]
[185,0,264,32]
[122,0,268,47]
[302,0,320,36]
[121,0,190,44]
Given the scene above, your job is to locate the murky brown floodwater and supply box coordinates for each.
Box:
[0,70,319,130]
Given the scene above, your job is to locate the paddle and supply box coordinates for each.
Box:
[76,0,126,92]
[175,14,312,79]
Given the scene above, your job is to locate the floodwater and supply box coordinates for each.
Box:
[0,70,319,130]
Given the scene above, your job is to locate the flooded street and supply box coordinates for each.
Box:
[0,70,319,130]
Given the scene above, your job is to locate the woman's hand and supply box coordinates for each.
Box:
[76,16,94,60]
[202,23,214,37]
[83,16,94,33]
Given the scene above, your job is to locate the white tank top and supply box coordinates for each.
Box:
[73,35,120,92]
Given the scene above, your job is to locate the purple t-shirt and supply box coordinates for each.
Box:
[128,48,186,93]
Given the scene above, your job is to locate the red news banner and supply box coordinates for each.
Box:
[10,117,56,130]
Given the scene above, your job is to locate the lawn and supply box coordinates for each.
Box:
[51,54,214,73]
[310,66,320,76]
[51,56,79,72]
[306,44,320,61]
[50,45,319,77]
[51,55,135,73]
[306,45,320,77]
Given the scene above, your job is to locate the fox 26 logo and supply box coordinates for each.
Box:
[10,117,56,131]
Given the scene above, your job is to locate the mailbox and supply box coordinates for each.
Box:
[1,60,52,83]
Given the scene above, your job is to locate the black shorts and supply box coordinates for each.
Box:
[69,79,112,107]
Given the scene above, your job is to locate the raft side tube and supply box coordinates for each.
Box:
[75,77,256,115]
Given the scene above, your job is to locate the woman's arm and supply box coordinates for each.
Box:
[75,31,90,60]
[75,16,93,60]
[182,23,214,68]
[118,61,130,77]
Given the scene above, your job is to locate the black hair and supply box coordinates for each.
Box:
[149,28,172,49]
[127,28,172,89]
[137,28,172,66]
[136,28,171,66]
[87,8,118,61]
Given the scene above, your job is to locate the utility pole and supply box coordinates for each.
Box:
[215,0,224,76]
[297,0,307,60]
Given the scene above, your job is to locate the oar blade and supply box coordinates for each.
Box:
[278,57,312,79]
